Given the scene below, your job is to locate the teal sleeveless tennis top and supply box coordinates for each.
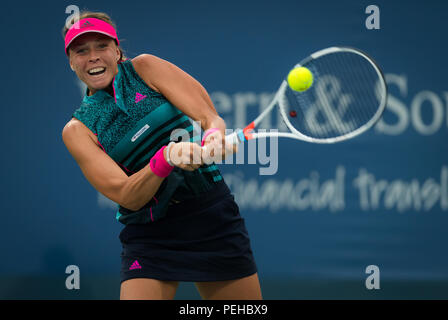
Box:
[72,59,224,225]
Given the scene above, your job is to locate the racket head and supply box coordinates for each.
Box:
[277,46,388,144]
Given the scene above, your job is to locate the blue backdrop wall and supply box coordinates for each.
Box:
[1,0,447,299]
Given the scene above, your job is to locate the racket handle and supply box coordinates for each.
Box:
[225,129,246,145]
[201,130,245,164]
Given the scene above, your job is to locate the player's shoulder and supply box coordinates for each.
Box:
[132,53,164,65]
[131,54,168,92]
[131,54,175,73]
[62,118,97,146]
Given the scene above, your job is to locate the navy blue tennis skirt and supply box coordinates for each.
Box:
[119,182,258,282]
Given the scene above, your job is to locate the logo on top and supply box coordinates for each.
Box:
[131,124,150,142]
[135,92,147,103]
[129,260,142,270]
[81,20,94,28]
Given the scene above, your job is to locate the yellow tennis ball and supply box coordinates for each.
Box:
[287,67,313,92]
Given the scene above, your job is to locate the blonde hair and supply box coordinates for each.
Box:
[62,11,126,61]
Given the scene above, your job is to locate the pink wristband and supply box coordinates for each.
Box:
[149,146,174,178]
[201,128,221,146]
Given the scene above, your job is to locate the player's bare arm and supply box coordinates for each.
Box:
[62,119,165,211]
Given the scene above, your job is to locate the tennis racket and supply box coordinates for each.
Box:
[225,46,387,145]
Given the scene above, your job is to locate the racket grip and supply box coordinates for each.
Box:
[225,129,246,145]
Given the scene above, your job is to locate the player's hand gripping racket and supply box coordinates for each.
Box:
[225,46,387,145]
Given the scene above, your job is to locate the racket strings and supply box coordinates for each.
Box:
[345,53,376,127]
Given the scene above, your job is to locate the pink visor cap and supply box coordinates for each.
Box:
[64,18,119,55]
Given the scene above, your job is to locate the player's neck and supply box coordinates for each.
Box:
[88,83,114,97]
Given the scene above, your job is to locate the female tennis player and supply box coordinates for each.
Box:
[61,11,262,300]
